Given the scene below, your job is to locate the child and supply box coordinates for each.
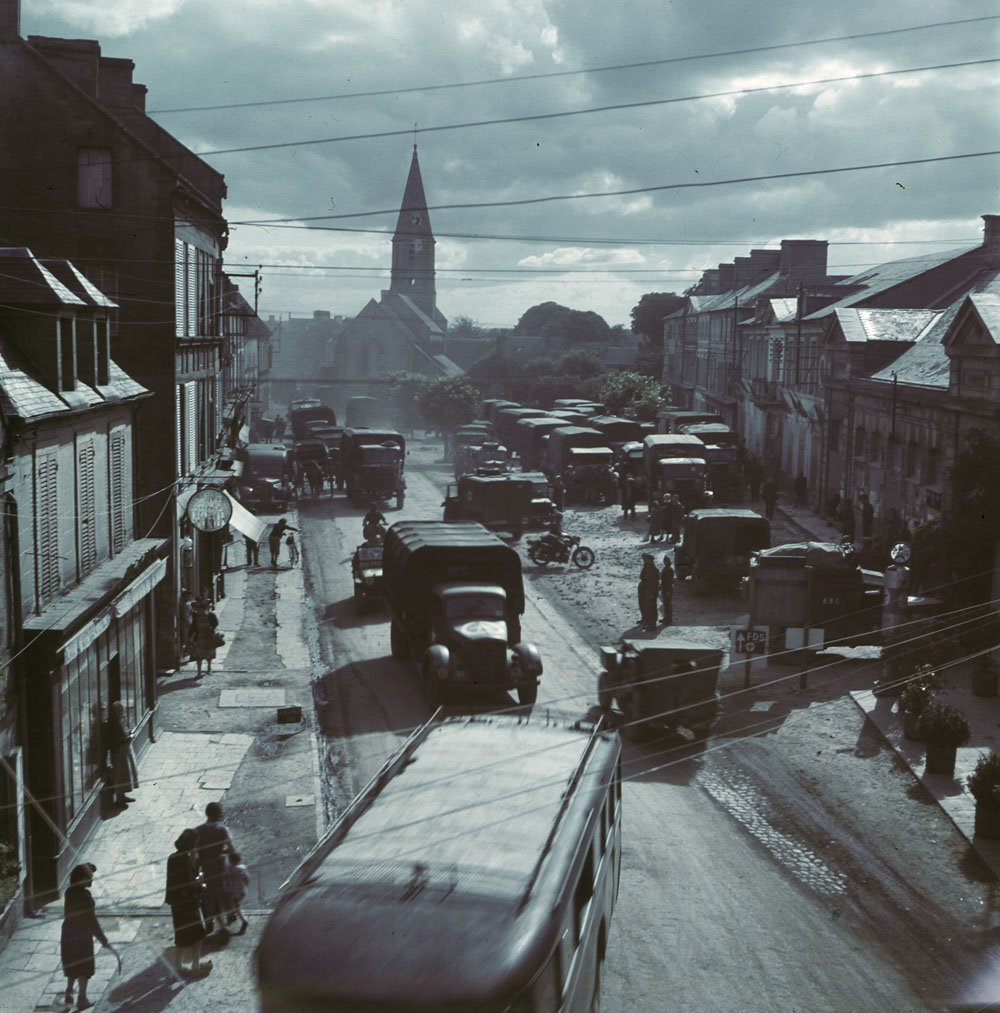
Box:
[285,533,299,566]
[223,851,250,935]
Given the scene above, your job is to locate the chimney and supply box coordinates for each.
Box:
[313,310,331,319]
[1,0,19,41]
[733,257,755,289]
[98,56,139,109]
[779,240,828,282]
[699,269,720,295]
[749,248,781,275]
[716,263,735,292]
[27,36,101,97]
[982,215,1000,266]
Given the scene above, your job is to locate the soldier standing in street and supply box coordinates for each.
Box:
[660,555,675,626]
[762,476,777,520]
[638,554,659,630]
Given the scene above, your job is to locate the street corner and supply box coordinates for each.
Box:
[97,914,263,1012]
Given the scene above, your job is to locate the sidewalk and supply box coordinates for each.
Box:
[771,491,1000,878]
[0,510,321,1012]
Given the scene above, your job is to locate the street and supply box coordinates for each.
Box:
[299,438,1000,1012]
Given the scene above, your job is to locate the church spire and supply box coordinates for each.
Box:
[390,146,436,318]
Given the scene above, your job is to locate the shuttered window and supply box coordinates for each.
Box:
[175,239,185,337]
[110,429,127,553]
[77,148,112,208]
[36,455,60,604]
[185,380,198,473]
[175,384,183,477]
[187,245,197,337]
[215,372,222,447]
[78,440,97,574]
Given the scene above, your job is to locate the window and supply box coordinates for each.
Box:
[77,148,112,208]
[828,419,842,455]
[854,427,866,459]
[77,440,97,574]
[77,319,95,387]
[109,429,127,553]
[905,440,918,478]
[925,447,940,485]
[36,454,60,605]
[869,431,881,465]
[175,239,186,337]
[96,319,110,386]
[58,317,75,392]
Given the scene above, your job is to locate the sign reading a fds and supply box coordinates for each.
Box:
[731,627,768,656]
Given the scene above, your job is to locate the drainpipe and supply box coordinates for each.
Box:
[890,372,898,445]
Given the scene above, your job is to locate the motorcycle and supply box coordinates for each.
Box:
[362,519,388,545]
[527,532,595,569]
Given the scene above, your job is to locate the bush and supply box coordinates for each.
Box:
[918,702,971,748]
[968,751,1000,806]
[899,680,935,716]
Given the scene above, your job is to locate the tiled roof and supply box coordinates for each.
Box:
[968,292,1000,339]
[0,248,85,306]
[833,308,941,343]
[40,259,117,308]
[0,341,68,418]
[769,298,798,322]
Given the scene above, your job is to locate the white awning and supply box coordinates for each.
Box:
[223,491,268,543]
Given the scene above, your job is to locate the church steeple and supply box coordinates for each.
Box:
[390,145,436,319]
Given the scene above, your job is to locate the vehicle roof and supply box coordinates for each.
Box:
[568,446,613,456]
[460,473,532,487]
[550,425,603,438]
[681,422,734,433]
[687,508,767,521]
[244,445,287,461]
[644,433,705,447]
[432,582,507,599]
[656,456,706,468]
[517,416,564,429]
[385,520,512,552]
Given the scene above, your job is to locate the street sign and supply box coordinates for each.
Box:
[731,626,768,656]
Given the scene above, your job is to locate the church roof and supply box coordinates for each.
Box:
[394,146,433,239]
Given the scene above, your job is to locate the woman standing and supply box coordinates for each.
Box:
[189,598,219,678]
[61,863,119,1011]
[106,701,137,809]
[164,829,212,977]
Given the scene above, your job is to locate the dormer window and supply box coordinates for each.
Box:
[58,316,76,392]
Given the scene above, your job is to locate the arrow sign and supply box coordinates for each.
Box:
[731,626,768,656]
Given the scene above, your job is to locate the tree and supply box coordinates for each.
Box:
[597,371,667,421]
[560,349,605,378]
[630,293,686,349]
[513,302,612,344]
[417,377,480,434]
[449,315,488,340]
[385,372,430,433]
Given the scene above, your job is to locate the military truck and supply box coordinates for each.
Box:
[545,426,609,475]
[655,409,724,434]
[383,521,543,706]
[339,428,406,508]
[442,472,534,536]
[345,396,389,430]
[588,415,645,455]
[493,407,549,453]
[653,457,709,510]
[597,627,727,741]
[290,399,337,441]
[515,416,565,471]
[674,508,770,588]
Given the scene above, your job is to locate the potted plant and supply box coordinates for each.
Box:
[971,655,1000,698]
[918,702,971,776]
[898,676,936,741]
[968,751,1000,839]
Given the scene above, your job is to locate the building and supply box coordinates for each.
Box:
[0,249,163,900]
[0,1,232,667]
[330,147,461,416]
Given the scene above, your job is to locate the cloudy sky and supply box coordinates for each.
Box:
[23,1,1000,329]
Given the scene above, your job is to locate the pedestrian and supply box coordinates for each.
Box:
[666,493,684,544]
[646,496,663,543]
[189,597,220,678]
[305,460,324,500]
[762,476,777,520]
[551,475,565,513]
[660,555,674,626]
[61,862,119,1011]
[621,474,637,520]
[826,492,841,524]
[179,590,194,660]
[195,802,236,937]
[285,533,299,566]
[268,517,297,567]
[244,535,260,568]
[273,415,286,442]
[165,829,212,977]
[859,493,874,540]
[746,457,763,501]
[222,850,250,935]
[638,554,659,630]
[105,700,137,809]
[793,473,808,508]
[839,497,856,543]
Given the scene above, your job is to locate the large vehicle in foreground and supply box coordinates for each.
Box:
[443,472,534,536]
[674,508,771,588]
[256,711,622,1012]
[383,521,543,705]
[289,398,337,441]
[339,427,406,508]
[598,627,727,741]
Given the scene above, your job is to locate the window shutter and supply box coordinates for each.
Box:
[185,380,198,473]
[187,245,197,337]
[109,429,126,553]
[175,239,185,337]
[37,455,60,603]
[78,440,97,573]
[175,384,183,477]
[215,372,222,445]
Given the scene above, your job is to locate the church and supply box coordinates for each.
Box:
[331,147,463,396]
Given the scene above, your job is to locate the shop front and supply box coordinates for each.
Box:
[21,540,166,897]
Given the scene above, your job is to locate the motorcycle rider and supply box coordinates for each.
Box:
[362,502,386,543]
[537,511,567,559]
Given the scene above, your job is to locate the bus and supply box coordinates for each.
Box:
[256,712,623,1012]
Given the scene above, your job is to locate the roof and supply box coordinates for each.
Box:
[393,146,433,239]
[0,248,84,306]
[831,308,942,344]
[768,298,798,323]
[968,292,1000,337]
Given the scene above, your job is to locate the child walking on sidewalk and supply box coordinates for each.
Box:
[223,851,250,934]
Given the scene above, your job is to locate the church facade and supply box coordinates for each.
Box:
[331,147,462,406]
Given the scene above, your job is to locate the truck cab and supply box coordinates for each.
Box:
[654,456,708,509]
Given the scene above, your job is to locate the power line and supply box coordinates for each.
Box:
[195,57,1000,158]
[149,15,1000,115]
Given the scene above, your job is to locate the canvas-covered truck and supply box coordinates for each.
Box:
[290,398,337,441]
[383,521,543,706]
[652,457,709,510]
[546,425,609,475]
[674,509,770,589]
[597,627,727,741]
[515,416,565,471]
[340,428,406,508]
[443,473,534,536]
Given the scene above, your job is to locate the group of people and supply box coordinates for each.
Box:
[642,493,685,545]
[180,593,223,678]
[243,516,300,572]
[60,807,249,1003]
[638,553,675,631]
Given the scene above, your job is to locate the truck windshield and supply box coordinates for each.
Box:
[444,595,505,621]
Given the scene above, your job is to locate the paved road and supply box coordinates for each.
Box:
[296,443,992,1011]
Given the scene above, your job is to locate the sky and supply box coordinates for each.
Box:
[22,0,1000,330]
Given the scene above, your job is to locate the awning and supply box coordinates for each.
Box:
[223,490,268,543]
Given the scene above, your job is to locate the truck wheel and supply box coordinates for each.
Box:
[517,681,538,706]
[390,621,406,659]
[572,545,596,569]
[597,671,614,713]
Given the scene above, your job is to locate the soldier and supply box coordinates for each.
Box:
[660,555,675,626]
[621,474,637,520]
[638,554,659,630]
[646,496,663,543]
[666,493,685,545]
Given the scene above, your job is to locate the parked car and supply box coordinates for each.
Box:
[236,445,295,510]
